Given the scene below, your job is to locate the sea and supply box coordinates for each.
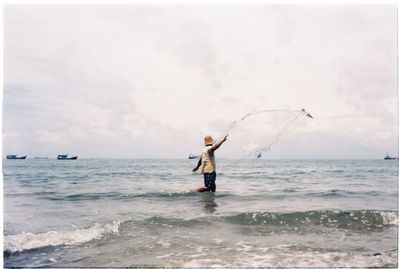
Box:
[3,158,399,267]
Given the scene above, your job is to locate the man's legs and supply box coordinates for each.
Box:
[204,172,216,192]
[191,186,209,192]
[190,172,217,192]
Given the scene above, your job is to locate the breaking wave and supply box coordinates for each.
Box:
[4,221,120,254]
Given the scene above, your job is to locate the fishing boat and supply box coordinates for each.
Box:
[6,155,27,159]
[57,154,78,160]
[188,154,199,159]
[384,155,398,160]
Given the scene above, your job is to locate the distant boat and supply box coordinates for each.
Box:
[188,154,199,159]
[256,152,262,159]
[6,155,27,160]
[57,154,78,160]
[384,155,398,160]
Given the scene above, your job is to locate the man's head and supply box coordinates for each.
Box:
[204,135,215,146]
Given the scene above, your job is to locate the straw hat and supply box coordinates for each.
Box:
[204,135,215,145]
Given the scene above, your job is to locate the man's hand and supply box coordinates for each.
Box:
[211,133,229,151]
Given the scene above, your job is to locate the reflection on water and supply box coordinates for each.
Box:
[202,192,218,214]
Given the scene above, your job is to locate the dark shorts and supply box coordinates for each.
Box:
[203,172,216,192]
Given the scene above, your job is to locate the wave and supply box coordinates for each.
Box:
[136,210,398,231]
[34,189,366,201]
[324,169,345,173]
[309,189,358,197]
[222,210,398,229]
[4,221,120,254]
[308,189,385,198]
[40,191,233,201]
[144,215,210,227]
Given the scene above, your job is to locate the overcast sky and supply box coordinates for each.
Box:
[3,4,398,159]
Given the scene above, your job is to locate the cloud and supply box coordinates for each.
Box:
[335,38,397,122]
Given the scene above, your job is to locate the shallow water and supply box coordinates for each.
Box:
[3,159,398,267]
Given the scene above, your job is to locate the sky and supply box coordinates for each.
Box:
[3,4,398,159]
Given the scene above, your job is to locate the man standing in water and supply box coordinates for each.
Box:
[191,134,229,192]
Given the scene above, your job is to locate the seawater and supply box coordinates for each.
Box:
[3,159,398,267]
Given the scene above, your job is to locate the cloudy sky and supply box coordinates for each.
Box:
[3,4,398,159]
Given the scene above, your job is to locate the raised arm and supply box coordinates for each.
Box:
[211,134,229,152]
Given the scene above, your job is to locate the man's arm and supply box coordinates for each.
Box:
[211,134,229,152]
[192,157,202,172]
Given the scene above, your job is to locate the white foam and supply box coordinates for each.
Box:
[156,252,175,259]
[175,244,397,267]
[381,211,398,225]
[237,245,397,267]
[4,221,121,253]
[183,259,225,267]
[272,249,398,268]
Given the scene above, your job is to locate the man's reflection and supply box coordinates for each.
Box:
[202,192,218,214]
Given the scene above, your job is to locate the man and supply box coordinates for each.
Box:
[191,134,229,192]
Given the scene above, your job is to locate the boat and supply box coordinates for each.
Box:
[57,154,78,160]
[384,155,398,160]
[256,152,262,159]
[188,154,199,159]
[6,155,27,159]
